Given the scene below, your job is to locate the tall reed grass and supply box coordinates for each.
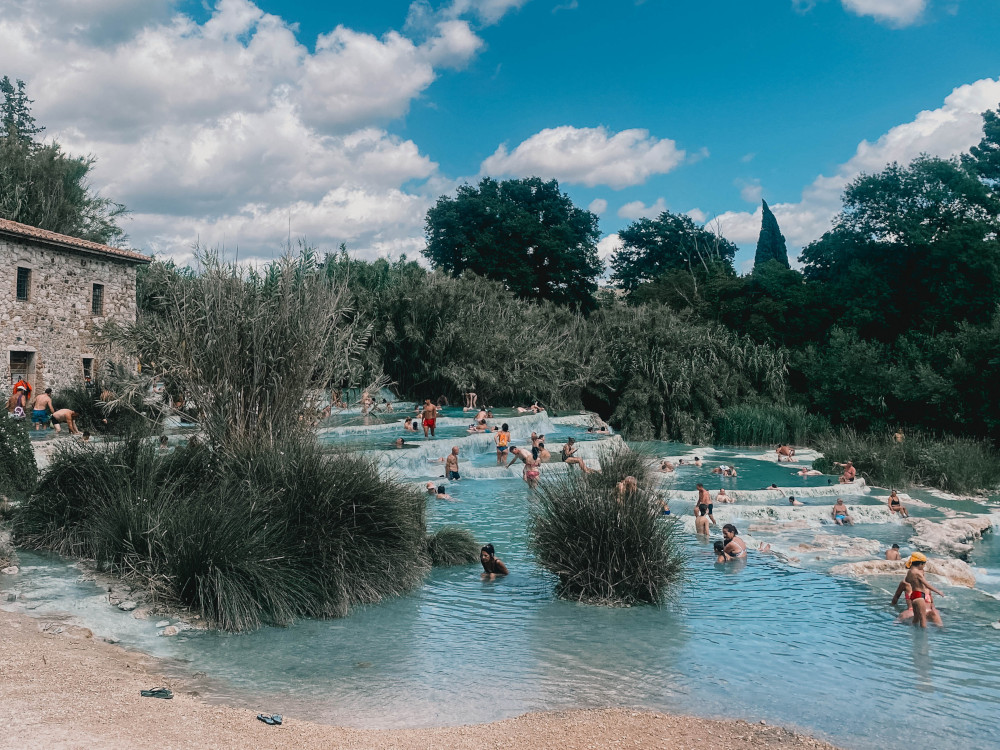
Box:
[15,437,444,631]
[529,444,685,605]
[813,429,1000,494]
[0,411,36,498]
[713,404,830,446]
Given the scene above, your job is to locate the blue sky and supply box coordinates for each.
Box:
[2,0,998,268]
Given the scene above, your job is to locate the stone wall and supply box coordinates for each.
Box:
[0,237,139,392]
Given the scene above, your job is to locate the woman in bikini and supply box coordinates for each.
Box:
[887,490,909,518]
[495,423,511,465]
[722,524,748,559]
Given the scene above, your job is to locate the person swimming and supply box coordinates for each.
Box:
[480,544,509,580]
[788,495,805,506]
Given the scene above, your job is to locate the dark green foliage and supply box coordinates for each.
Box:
[423,177,603,309]
[589,305,788,443]
[0,76,127,244]
[529,444,685,606]
[800,156,1000,340]
[15,437,432,631]
[426,526,479,566]
[611,210,738,293]
[57,384,152,436]
[813,429,1000,495]
[0,412,36,498]
[753,200,790,269]
[962,103,1000,193]
[714,404,830,446]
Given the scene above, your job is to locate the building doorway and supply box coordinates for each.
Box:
[9,350,36,389]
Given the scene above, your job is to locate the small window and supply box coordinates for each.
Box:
[82,358,94,381]
[92,283,104,316]
[16,267,30,301]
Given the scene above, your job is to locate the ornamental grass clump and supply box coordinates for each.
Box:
[714,403,830,446]
[529,444,685,606]
[426,526,479,566]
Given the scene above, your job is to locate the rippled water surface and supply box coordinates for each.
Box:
[5,408,1000,750]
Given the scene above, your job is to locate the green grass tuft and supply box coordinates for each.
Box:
[426,526,479,566]
[714,404,830,446]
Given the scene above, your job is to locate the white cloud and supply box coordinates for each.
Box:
[841,0,926,26]
[0,0,498,261]
[617,198,668,220]
[588,198,608,216]
[596,233,621,261]
[686,208,708,223]
[481,126,686,189]
[738,180,763,204]
[711,77,1000,250]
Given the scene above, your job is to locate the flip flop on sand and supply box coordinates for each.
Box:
[256,714,283,726]
[140,687,173,699]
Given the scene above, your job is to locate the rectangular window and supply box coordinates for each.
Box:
[82,358,93,381]
[16,267,30,301]
[92,283,104,316]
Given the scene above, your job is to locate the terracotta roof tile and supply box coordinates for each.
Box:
[0,217,151,263]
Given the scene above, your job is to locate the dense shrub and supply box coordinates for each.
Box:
[714,404,830,446]
[426,526,479,566]
[15,436,445,631]
[529,444,685,605]
[0,412,36,498]
[813,429,1000,494]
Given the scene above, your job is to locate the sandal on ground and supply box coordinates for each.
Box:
[257,714,283,725]
[140,687,173,699]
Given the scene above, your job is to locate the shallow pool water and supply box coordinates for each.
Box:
[4,410,999,750]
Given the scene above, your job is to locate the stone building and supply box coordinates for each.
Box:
[0,218,150,392]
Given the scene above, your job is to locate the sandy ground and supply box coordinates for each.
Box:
[0,608,840,750]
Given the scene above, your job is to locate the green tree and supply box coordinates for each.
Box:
[610,210,737,293]
[423,177,602,309]
[800,156,1000,340]
[0,76,43,144]
[0,75,128,245]
[753,199,789,269]
[962,103,1000,193]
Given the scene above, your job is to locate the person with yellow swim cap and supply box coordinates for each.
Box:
[894,552,944,628]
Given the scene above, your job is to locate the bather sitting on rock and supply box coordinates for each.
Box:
[468,419,489,433]
[831,498,854,525]
[715,488,734,504]
[887,490,909,518]
[776,444,795,462]
[834,460,857,483]
[886,543,901,561]
[560,438,591,473]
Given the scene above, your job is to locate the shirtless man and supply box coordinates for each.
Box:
[444,446,461,481]
[421,399,439,438]
[360,390,374,415]
[31,387,55,430]
[788,495,805,506]
[468,419,489,433]
[696,483,717,527]
[835,460,857,484]
[776,444,795,462]
[403,417,418,432]
[715,488,734,504]
[892,553,944,627]
[560,437,591,473]
[831,498,854,526]
[50,408,81,434]
[886,543,901,561]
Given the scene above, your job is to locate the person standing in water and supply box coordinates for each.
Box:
[31,387,55,430]
[421,399,439,438]
[892,553,944,627]
[495,423,511,465]
[696,484,717,527]
[694,501,711,535]
[445,446,461,481]
[480,544,509,580]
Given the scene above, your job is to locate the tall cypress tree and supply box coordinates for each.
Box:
[0,76,43,145]
[754,199,789,269]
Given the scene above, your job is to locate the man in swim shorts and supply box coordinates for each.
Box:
[835,460,856,483]
[776,444,795,462]
[696,484,717,527]
[831,498,853,525]
[421,399,438,437]
[445,446,461,481]
[31,387,54,430]
[50,408,81,434]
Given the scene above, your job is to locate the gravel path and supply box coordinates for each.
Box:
[0,608,840,750]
